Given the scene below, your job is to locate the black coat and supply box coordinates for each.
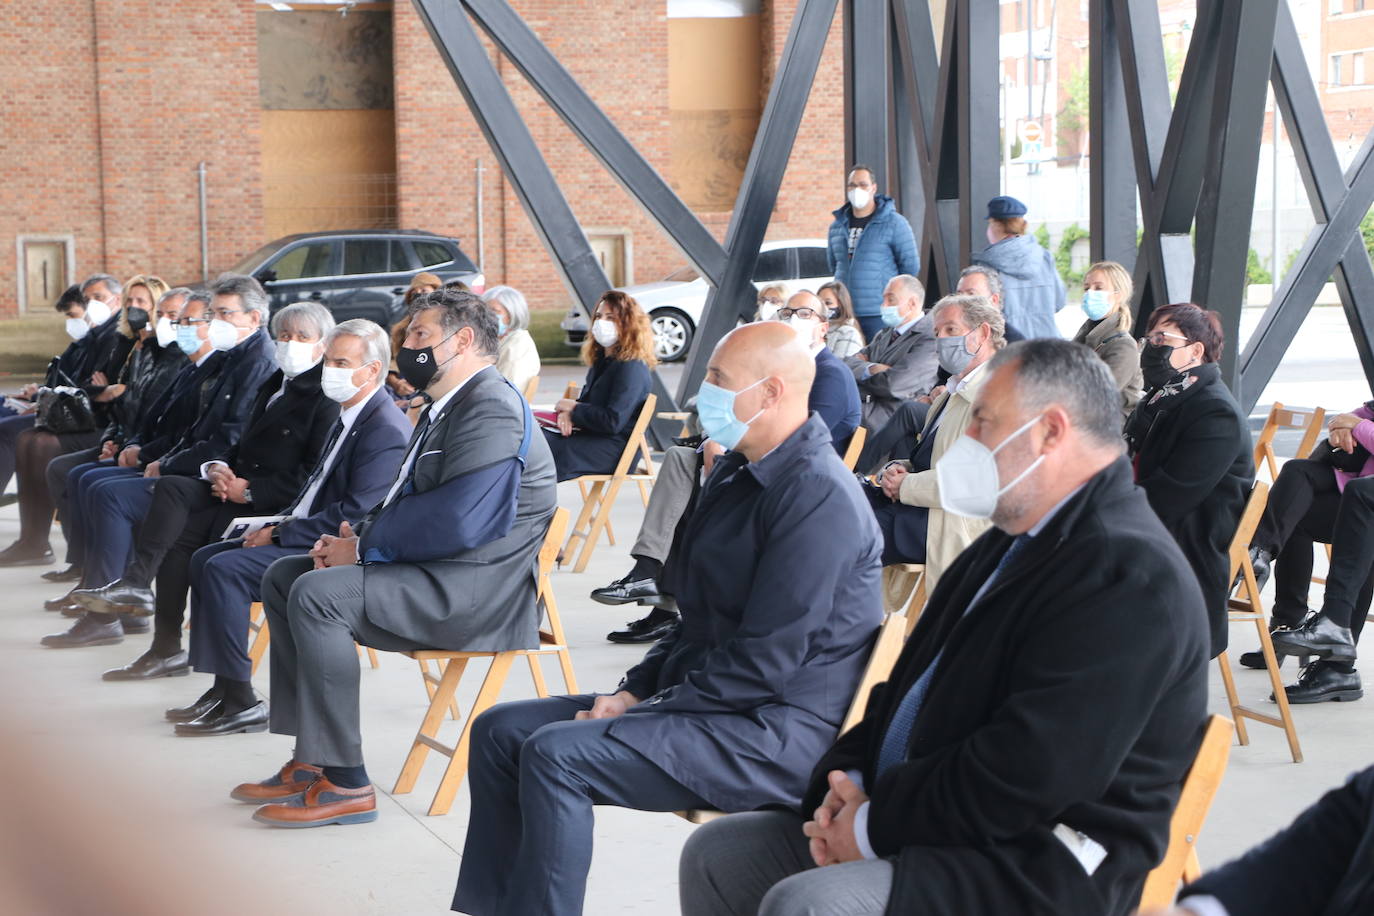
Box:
[101,339,186,445]
[80,314,135,407]
[1181,763,1374,915]
[127,352,227,461]
[204,361,340,513]
[1125,362,1255,656]
[157,329,278,477]
[804,458,1210,916]
[543,355,651,480]
[612,414,885,812]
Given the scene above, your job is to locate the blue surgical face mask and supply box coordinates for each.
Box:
[1082,289,1112,321]
[697,377,767,451]
[498,316,509,337]
[175,324,201,355]
[880,305,904,328]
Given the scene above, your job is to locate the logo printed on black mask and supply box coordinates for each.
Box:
[415,353,429,364]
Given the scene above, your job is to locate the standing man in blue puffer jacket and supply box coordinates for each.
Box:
[970,195,1067,339]
[826,165,920,341]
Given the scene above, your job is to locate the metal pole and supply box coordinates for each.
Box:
[475,157,485,271]
[1002,76,1010,191]
[1271,106,1281,292]
[197,161,209,283]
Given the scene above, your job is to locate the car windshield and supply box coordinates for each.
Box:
[228,240,286,275]
[662,265,700,283]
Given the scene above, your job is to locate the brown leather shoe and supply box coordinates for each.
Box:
[252,777,377,828]
[229,759,323,803]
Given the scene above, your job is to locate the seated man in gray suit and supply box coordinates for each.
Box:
[451,322,885,916]
[843,273,939,430]
[228,289,557,828]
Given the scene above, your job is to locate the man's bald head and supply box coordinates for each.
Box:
[704,322,816,459]
[786,290,822,312]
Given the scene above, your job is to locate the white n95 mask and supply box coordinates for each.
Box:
[935,414,1045,519]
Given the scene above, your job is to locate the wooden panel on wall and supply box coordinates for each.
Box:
[257,9,394,110]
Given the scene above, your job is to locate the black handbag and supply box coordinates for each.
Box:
[1313,437,1370,473]
[33,386,96,435]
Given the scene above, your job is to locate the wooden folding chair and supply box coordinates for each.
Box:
[562,394,658,573]
[1216,481,1303,763]
[245,602,378,677]
[1252,402,1326,482]
[1136,715,1236,909]
[521,374,540,402]
[841,426,868,472]
[392,508,577,815]
[676,613,908,825]
[881,563,928,637]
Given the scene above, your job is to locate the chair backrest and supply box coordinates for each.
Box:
[840,614,907,734]
[610,394,658,477]
[1253,402,1326,480]
[1227,480,1270,585]
[562,382,579,399]
[522,375,541,402]
[1136,715,1236,909]
[841,426,868,472]
[536,507,570,637]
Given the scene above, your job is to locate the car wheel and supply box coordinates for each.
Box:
[651,309,694,362]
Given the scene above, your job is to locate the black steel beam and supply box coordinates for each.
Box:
[844,0,890,188]
[678,0,841,402]
[955,0,1000,273]
[1189,0,1279,388]
[1089,0,1137,268]
[461,0,726,287]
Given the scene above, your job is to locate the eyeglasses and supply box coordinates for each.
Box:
[1140,331,1189,347]
[209,308,245,320]
[176,317,210,326]
[778,307,821,320]
[756,295,783,306]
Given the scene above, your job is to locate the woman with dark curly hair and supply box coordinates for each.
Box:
[543,290,656,481]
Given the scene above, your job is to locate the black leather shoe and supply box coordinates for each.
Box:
[42,564,83,583]
[175,701,269,736]
[166,694,222,723]
[44,592,77,612]
[607,608,680,644]
[1276,661,1363,704]
[41,614,124,648]
[72,579,155,616]
[0,541,54,567]
[1239,615,1311,670]
[119,614,149,634]
[103,650,190,682]
[1249,546,1274,594]
[1272,614,1358,661]
[672,434,705,449]
[591,575,661,606]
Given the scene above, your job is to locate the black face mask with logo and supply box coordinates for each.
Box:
[396,331,457,391]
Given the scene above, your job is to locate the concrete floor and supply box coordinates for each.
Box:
[0,307,1371,913]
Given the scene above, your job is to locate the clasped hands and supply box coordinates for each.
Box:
[1329,412,1364,454]
[206,462,250,503]
[553,397,578,437]
[879,463,908,501]
[310,521,359,569]
[801,770,869,867]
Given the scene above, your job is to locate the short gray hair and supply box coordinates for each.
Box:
[959,265,1003,303]
[272,301,336,340]
[482,285,530,332]
[887,273,925,304]
[987,339,1124,450]
[329,318,391,369]
[408,288,499,359]
[211,273,270,323]
[183,289,213,311]
[81,273,122,297]
[932,294,1006,349]
[159,286,193,307]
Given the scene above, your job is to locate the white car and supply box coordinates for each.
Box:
[560,238,834,362]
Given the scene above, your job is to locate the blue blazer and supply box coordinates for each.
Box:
[826,194,920,318]
[812,346,861,451]
[129,351,227,459]
[274,386,411,549]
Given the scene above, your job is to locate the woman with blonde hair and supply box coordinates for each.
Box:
[754,283,789,322]
[483,285,541,395]
[1075,260,1143,418]
[543,290,655,480]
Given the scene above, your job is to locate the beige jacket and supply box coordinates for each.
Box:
[496,329,541,395]
[895,359,994,590]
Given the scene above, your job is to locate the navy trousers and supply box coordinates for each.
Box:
[65,462,138,571]
[188,539,300,681]
[452,695,709,916]
[83,471,157,587]
[0,412,36,493]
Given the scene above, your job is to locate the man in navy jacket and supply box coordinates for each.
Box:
[826,165,920,340]
[452,321,884,916]
[164,320,410,736]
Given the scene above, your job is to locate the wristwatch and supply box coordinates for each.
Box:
[269,524,282,547]
[242,486,253,505]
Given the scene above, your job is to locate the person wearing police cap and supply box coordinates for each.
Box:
[970,195,1067,340]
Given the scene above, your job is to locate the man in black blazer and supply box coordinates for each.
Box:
[453,322,884,916]
[42,277,281,649]
[70,301,339,670]
[680,339,1210,916]
[164,319,410,735]
[843,273,939,429]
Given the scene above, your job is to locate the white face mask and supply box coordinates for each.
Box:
[935,413,1045,520]
[208,318,244,351]
[155,316,177,348]
[321,364,371,403]
[787,315,820,344]
[84,300,112,326]
[275,339,320,378]
[65,317,91,341]
[592,318,619,349]
[848,187,873,210]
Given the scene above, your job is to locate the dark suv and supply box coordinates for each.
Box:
[227,230,484,328]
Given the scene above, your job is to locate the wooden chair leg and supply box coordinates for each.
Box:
[247,606,270,677]
[555,647,578,694]
[526,653,549,698]
[394,657,469,796]
[1255,615,1304,763]
[574,478,624,573]
[903,576,928,638]
[367,647,380,669]
[428,653,516,816]
[1182,848,1202,883]
[1215,651,1250,746]
[563,480,605,568]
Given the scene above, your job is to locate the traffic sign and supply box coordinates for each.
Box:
[1018,120,1043,145]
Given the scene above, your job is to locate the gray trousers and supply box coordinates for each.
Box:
[261,555,426,767]
[680,811,893,916]
[630,445,701,563]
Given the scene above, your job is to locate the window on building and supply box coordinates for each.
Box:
[1332,0,1345,15]
[1358,0,1367,11]
[1332,53,1345,87]
[1356,51,1367,85]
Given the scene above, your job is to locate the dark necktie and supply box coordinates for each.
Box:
[398,408,433,499]
[874,534,1033,777]
[287,419,344,516]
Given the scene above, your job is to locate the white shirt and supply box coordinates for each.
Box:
[289,394,369,518]
[378,369,478,508]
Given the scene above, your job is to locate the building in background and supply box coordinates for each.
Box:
[2,0,847,318]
